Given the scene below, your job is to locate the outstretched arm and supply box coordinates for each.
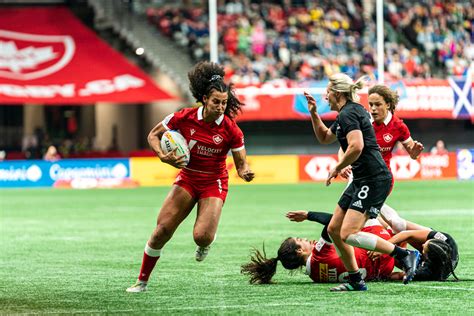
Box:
[304,92,337,144]
[286,211,332,242]
[388,230,431,245]
[286,211,332,225]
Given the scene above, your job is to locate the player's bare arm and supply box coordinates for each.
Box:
[147,122,187,168]
[232,149,255,182]
[304,91,337,144]
[327,130,363,186]
[403,138,424,159]
[388,229,431,245]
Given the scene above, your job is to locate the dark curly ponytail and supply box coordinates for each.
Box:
[425,239,459,281]
[188,61,244,119]
[241,238,306,284]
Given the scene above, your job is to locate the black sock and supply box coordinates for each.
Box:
[307,211,332,225]
[390,246,409,260]
[348,270,363,283]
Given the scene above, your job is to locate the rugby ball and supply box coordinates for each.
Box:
[160,130,190,165]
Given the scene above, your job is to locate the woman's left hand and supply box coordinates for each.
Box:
[239,169,255,182]
[411,140,424,159]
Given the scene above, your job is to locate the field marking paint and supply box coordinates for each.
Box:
[403,209,473,216]
[396,284,474,291]
[31,302,319,314]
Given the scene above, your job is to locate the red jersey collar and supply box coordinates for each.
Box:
[383,111,393,126]
[197,106,224,125]
[371,111,393,126]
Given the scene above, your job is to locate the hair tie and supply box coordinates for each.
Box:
[209,74,222,82]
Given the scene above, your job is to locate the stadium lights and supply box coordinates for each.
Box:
[135,47,144,55]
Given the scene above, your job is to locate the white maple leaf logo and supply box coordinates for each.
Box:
[0,40,58,73]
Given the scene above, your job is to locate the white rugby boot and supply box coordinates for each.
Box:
[126,280,148,293]
[195,234,216,262]
[195,245,211,262]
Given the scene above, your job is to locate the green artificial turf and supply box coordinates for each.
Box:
[1,180,473,314]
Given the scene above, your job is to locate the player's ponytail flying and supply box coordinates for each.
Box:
[187,61,244,119]
[241,238,305,284]
[426,239,459,281]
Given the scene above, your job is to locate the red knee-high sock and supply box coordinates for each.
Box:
[138,244,161,282]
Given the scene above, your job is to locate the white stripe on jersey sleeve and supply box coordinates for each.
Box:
[231,145,245,152]
[401,136,412,144]
[161,113,174,130]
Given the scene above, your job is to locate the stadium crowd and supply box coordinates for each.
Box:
[146,0,472,83]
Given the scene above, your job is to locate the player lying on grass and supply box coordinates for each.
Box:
[241,211,458,284]
[371,216,459,282]
[241,211,396,284]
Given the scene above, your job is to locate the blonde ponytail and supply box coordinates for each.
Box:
[329,74,368,102]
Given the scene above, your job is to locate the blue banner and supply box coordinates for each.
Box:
[0,158,130,188]
[293,80,332,116]
[457,149,474,180]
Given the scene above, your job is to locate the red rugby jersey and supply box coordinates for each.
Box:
[162,107,245,175]
[306,225,395,283]
[372,112,411,170]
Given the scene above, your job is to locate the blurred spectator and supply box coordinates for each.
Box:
[22,134,39,159]
[0,150,5,161]
[430,140,449,155]
[43,145,61,162]
[147,1,472,83]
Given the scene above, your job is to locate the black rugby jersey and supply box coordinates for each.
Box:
[330,101,390,180]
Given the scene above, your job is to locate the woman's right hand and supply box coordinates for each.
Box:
[286,210,308,222]
[160,148,188,169]
[304,91,318,114]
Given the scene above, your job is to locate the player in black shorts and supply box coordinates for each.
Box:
[303,73,420,291]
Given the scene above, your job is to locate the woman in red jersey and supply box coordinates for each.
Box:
[241,211,395,284]
[127,61,254,293]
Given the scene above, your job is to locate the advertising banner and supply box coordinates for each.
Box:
[457,149,474,180]
[130,157,180,187]
[235,77,473,122]
[227,155,299,185]
[0,7,174,104]
[299,154,343,182]
[390,153,457,180]
[130,155,300,187]
[299,153,457,182]
[0,158,130,188]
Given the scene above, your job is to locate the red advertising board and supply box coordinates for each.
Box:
[299,153,458,182]
[235,77,473,121]
[0,7,174,104]
[390,152,457,180]
[299,154,341,182]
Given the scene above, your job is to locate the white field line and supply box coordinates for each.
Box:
[20,302,319,314]
[395,284,474,291]
[392,209,473,216]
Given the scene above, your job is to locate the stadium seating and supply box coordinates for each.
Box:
[145,1,472,83]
